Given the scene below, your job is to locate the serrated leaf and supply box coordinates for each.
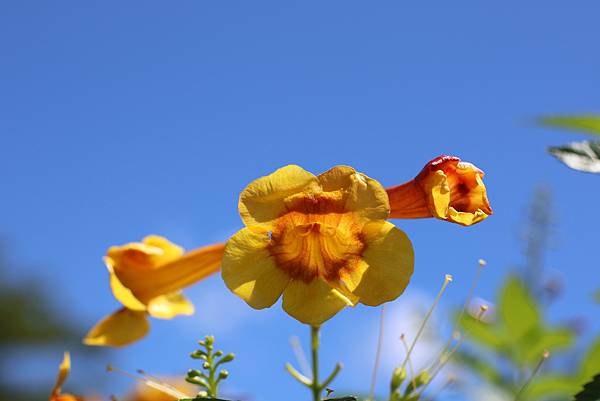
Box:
[549,141,600,173]
[574,374,600,401]
[498,276,540,342]
[540,115,600,136]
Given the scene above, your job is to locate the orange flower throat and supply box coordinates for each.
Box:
[268,192,365,283]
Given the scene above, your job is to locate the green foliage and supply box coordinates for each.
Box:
[186,335,235,399]
[456,276,579,398]
[574,374,600,401]
[548,141,600,173]
[456,275,600,400]
[539,115,600,136]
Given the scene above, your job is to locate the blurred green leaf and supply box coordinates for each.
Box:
[580,338,600,381]
[498,276,540,342]
[522,328,574,364]
[527,374,579,399]
[539,115,600,136]
[454,351,506,388]
[459,314,505,349]
[548,141,600,173]
[574,373,600,401]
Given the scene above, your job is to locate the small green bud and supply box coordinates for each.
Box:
[202,362,210,369]
[205,335,215,344]
[415,370,430,387]
[187,368,202,378]
[190,350,207,359]
[219,353,235,363]
[218,369,229,380]
[214,350,223,357]
[390,367,407,392]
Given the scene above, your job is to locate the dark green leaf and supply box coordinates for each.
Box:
[539,115,600,136]
[548,141,600,173]
[574,373,600,401]
[498,276,540,342]
[324,398,358,401]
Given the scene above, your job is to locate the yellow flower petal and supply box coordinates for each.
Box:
[147,292,195,319]
[341,221,414,306]
[142,235,185,264]
[239,165,320,226]
[447,207,489,226]
[83,308,150,347]
[107,261,147,311]
[318,166,390,220]
[113,243,225,303]
[419,169,450,219]
[52,351,71,396]
[222,227,290,309]
[282,278,354,326]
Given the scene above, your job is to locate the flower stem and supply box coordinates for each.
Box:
[311,325,321,401]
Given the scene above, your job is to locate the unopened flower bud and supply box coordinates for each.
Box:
[220,353,235,364]
[415,370,431,387]
[390,367,407,391]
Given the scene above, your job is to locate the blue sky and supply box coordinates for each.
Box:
[2,2,600,400]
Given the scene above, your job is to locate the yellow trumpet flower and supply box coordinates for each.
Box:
[386,155,492,226]
[222,165,414,326]
[84,235,225,347]
[50,352,83,401]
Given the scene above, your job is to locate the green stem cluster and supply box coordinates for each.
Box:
[186,335,235,398]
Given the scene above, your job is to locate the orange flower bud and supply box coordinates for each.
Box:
[386,155,492,226]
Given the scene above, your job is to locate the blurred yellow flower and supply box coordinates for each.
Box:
[386,155,492,226]
[222,165,414,326]
[50,352,83,401]
[84,235,225,347]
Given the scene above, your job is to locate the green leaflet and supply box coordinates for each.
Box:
[498,276,541,342]
[574,374,600,401]
[548,141,600,173]
[539,115,600,136]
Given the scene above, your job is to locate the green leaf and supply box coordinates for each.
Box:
[454,350,506,388]
[324,398,358,401]
[522,327,574,364]
[580,337,600,381]
[498,276,541,342]
[548,141,600,173]
[539,115,600,136]
[527,374,579,399]
[459,314,505,349]
[574,374,600,401]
